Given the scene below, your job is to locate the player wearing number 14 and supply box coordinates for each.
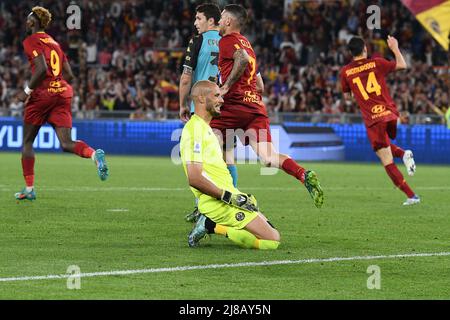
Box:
[340,36,419,205]
[15,6,108,201]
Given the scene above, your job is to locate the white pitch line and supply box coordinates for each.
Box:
[0,251,449,283]
[106,209,129,212]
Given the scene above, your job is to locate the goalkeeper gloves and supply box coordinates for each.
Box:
[220,190,259,212]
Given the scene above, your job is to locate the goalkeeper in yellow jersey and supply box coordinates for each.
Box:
[180,80,280,249]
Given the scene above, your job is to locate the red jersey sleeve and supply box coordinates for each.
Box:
[340,69,350,93]
[374,57,396,76]
[23,36,44,60]
[219,35,242,59]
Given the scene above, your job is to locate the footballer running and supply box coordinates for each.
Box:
[15,6,109,201]
[210,4,324,208]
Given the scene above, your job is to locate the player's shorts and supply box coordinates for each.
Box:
[210,108,272,149]
[198,194,258,230]
[366,119,398,151]
[24,94,72,128]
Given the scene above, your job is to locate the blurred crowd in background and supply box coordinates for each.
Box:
[0,0,448,123]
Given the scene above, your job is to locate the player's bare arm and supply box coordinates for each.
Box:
[387,35,407,70]
[186,162,223,199]
[62,60,75,83]
[256,72,264,93]
[221,48,249,95]
[17,54,47,102]
[179,66,193,122]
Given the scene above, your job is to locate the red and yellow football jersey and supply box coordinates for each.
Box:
[23,32,72,98]
[340,57,399,127]
[218,32,266,116]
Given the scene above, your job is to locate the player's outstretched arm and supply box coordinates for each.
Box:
[62,60,75,83]
[387,35,407,70]
[179,67,193,122]
[221,49,249,95]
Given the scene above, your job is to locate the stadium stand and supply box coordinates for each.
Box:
[0,0,448,124]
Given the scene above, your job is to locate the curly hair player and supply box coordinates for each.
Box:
[15,6,109,201]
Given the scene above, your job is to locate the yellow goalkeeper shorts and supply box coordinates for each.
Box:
[198,194,258,230]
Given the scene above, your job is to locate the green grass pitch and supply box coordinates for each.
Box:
[0,152,449,299]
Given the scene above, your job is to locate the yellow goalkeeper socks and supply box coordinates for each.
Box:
[254,239,280,250]
[214,224,228,236]
[214,224,279,250]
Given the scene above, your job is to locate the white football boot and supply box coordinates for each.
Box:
[403,195,420,206]
[402,150,416,176]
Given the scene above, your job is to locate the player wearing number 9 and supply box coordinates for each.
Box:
[15,6,109,202]
[340,36,419,206]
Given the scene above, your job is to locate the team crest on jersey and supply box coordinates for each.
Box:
[239,39,251,49]
[371,105,386,114]
[235,212,245,221]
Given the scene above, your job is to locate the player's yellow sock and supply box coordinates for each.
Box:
[214,224,279,250]
[214,224,228,236]
[254,239,280,250]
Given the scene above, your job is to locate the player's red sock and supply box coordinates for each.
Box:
[22,157,35,187]
[384,163,415,198]
[281,158,306,183]
[390,144,405,159]
[74,141,95,159]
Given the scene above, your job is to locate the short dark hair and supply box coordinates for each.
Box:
[196,3,221,26]
[224,4,248,28]
[347,36,366,57]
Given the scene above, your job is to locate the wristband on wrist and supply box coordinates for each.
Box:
[24,85,33,95]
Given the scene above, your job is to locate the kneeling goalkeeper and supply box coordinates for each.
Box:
[180,80,280,249]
